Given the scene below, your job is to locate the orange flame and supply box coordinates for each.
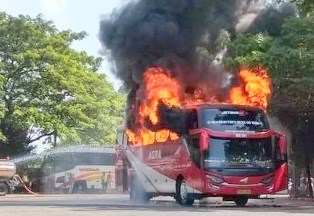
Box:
[127,66,272,145]
[140,67,182,125]
[127,67,183,145]
[230,67,271,111]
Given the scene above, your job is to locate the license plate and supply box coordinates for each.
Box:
[237,189,252,194]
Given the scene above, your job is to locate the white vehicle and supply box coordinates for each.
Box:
[0,159,16,196]
[39,146,115,194]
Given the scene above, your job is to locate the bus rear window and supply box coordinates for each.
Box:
[200,108,268,132]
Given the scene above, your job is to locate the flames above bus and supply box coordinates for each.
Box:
[230,68,271,111]
[127,66,272,145]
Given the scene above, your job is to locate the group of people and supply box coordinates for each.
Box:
[101,171,113,194]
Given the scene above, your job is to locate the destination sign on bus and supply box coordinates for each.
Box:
[207,120,263,126]
[200,108,268,132]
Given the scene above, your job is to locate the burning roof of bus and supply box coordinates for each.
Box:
[99,0,293,145]
[125,66,271,145]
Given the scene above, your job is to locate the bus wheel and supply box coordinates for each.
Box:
[234,196,248,207]
[0,182,9,196]
[176,179,194,206]
[73,181,87,194]
[130,177,150,203]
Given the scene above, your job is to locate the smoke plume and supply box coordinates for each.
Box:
[99,0,296,128]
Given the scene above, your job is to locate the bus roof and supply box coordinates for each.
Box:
[47,145,115,154]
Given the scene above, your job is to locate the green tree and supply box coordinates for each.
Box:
[0,12,125,157]
[294,0,314,15]
[279,0,314,16]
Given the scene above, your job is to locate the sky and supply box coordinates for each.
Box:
[0,0,129,153]
[0,0,129,89]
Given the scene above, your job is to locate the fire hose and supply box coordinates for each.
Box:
[14,174,38,195]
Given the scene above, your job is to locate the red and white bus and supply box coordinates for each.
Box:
[115,104,287,206]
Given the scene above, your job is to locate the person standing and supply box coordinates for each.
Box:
[101,172,108,193]
[106,171,113,194]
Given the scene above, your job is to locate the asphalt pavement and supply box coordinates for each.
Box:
[0,194,313,216]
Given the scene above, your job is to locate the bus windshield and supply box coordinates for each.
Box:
[200,108,268,132]
[204,137,274,169]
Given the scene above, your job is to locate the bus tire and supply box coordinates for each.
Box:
[130,177,150,203]
[73,181,87,194]
[0,182,9,196]
[234,196,248,207]
[176,178,194,206]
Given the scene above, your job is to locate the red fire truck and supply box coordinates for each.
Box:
[115,104,287,206]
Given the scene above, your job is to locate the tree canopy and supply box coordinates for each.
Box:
[0,12,125,157]
[285,0,314,16]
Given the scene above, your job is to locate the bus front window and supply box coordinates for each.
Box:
[204,138,274,170]
[200,108,269,132]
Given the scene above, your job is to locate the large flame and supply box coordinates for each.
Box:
[140,67,182,125]
[230,67,271,111]
[127,67,183,146]
[127,66,271,145]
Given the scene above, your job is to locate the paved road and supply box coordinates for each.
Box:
[1,194,314,216]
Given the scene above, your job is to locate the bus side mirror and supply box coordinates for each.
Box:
[200,132,209,152]
[274,131,287,163]
[274,131,286,155]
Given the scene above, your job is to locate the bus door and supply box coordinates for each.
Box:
[185,109,204,193]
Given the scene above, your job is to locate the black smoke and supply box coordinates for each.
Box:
[158,103,188,135]
[99,0,233,88]
[245,2,297,36]
[99,0,296,130]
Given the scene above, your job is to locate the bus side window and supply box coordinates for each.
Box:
[187,109,198,130]
[187,137,201,167]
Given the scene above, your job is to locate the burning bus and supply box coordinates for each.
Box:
[99,0,293,207]
[115,67,288,206]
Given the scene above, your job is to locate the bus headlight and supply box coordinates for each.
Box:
[206,175,224,185]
